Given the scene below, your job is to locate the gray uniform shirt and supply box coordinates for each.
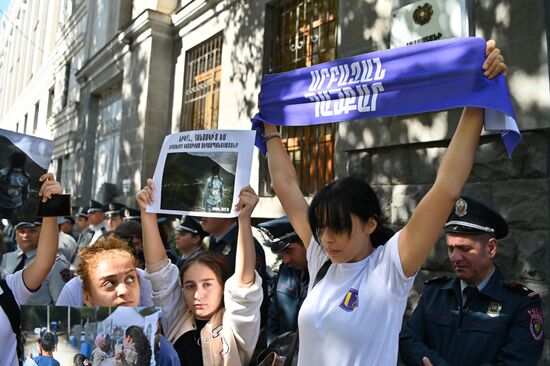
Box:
[0,249,67,305]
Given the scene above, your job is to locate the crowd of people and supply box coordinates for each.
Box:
[0,40,545,366]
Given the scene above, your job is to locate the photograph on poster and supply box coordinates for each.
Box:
[160,151,237,213]
[0,129,53,222]
[21,305,161,366]
[148,130,256,217]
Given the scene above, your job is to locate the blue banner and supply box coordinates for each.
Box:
[252,37,519,156]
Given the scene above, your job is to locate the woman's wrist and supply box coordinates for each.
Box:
[238,214,252,226]
[262,131,282,142]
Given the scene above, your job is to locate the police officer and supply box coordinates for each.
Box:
[174,216,207,269]
[71,206,93,268]
[87,200,107,245]
[0,218,67,305]
[259,216,308,344]
[104,202,126,231]
[399,196,544,365]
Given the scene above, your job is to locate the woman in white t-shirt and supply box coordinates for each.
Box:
[262,41,507,365]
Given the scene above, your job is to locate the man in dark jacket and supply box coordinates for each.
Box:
[259,216,308,344]
[202,215,271,329]
[399,196,544,366]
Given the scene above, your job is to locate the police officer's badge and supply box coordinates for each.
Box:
[109,203,115,211]
[455,198,468,217]
[222,243,232,256]
[528,308,544,341]
[413,3,433,26]
[486,302,502,317]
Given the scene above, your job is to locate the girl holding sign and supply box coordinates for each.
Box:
[136,180,262,366]
[261,40,507,365]
[1,173,61,365]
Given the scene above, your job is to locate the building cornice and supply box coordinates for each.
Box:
[172,0,228,34]
[120,8,174,42]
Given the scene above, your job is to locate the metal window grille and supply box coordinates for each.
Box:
[267,0,338,195]
[92,87,122,200]
[182,32,223,131]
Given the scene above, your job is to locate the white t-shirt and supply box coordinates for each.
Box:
[0,270,33,366]
[298,231,414,366]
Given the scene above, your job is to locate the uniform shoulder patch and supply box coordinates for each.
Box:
[507,281,540,299]
[424,276,449,285]
[527,307,544,341]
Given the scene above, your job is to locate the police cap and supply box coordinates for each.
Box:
[76,206,89,218]
[258,216,301,254]
[176,216,207,238]
[14,217,43,230]
[87,200,103,214]
[123,207,141,222]
[445,196,508,239]
[103,202,126,218]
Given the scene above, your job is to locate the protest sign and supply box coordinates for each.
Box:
[148,130,256,217]
[21,306,160,365]
[252,37,520,156]
[0,129,54,222]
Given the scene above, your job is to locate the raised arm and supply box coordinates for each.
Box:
[22,173,61,291]
[398,40,508,277]
[136,179,167,271]
[263,123,312,247]
[234,186,258,287]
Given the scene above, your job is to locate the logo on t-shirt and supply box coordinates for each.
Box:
[339,288,359,312]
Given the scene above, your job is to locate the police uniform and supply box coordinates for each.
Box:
[0,221,68,305]
[174,216,206,269]
[87,200,107,245]
[399,196,544,365]
[258,216,309,344]
[209,221,270,325]
[73,206,93,268]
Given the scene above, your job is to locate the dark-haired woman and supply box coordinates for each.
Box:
[136,181,262,366]
[262,40,507,365]
[114,326,152,366]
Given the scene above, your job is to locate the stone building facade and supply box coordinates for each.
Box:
[0,0,549,362]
